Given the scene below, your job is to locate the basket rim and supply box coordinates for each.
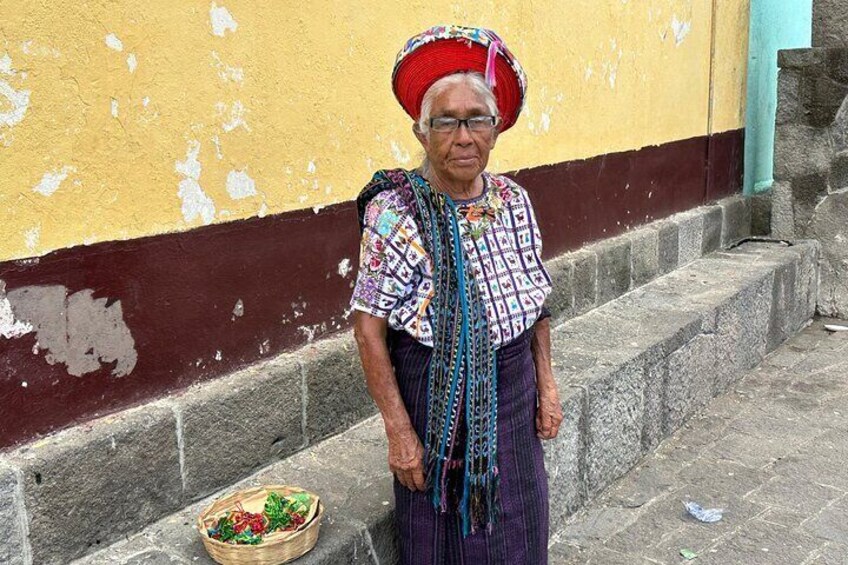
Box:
[197,484,322,549]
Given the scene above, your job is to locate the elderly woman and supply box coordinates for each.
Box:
[350,25,563,564]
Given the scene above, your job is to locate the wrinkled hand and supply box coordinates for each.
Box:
[536,385,564,440]
[387,426,426,491]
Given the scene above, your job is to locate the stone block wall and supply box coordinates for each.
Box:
[773,47,848,317]
[0,195,755,563]
[814,0,848,49]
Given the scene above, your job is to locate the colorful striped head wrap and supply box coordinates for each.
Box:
[392,25,527,132]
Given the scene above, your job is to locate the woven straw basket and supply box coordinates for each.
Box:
[198,484,323,565]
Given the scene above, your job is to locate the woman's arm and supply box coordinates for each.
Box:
[531,316,563,439]
[353,311,426,491]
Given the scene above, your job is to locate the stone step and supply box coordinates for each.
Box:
[64,238,819,565]
[1,195,755,565]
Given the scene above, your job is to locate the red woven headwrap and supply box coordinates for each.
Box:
[391,26,527,132]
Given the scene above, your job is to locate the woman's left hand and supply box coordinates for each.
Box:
[536,384,563,440]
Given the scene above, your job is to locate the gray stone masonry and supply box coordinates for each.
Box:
[550,317,848,564]
[2,194,756,562]
[174,355,303,500]
[814,0,848,49]
[8,405,183,564]
[68,239,818,564]
[774,45,848,318]
[0,463,29,565]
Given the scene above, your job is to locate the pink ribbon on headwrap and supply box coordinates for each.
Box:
[485,38,502,88]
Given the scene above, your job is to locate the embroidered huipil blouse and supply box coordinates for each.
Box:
[350,171,552,348]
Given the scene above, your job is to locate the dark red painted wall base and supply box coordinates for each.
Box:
[0,129,743,449]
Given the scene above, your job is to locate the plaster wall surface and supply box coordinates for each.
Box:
[0,0,749,261]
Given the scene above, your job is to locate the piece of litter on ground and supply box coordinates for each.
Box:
[684,501,724,523]
[680,548,698,560]
[824,324,848,332]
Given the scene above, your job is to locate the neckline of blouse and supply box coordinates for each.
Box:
[412,170,494,205]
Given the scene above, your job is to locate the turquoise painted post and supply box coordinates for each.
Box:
[744,0,812,194]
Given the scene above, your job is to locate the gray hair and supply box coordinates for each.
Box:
[416,72,499,177]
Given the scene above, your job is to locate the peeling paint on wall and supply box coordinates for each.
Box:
[671,15,692,46]
[0,281,33,339]
[20,40,60,58]
[0,53,30,142]
[33,166,75,196]
[24,226,40,252]
[1,281,138,377]
[127,53,137,73]
[104,33,124,52]
[337,258,352,278]
[390,141,411,164]
[226,169,257,199]
[217,100,250,132]
[176,140,216,225]
[212,134,223,159]
[211,51,244,83]
[210,2,238,37]
[232,298,244,319]
[0,54,13,74]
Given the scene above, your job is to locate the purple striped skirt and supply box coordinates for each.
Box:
[387,327,549,565]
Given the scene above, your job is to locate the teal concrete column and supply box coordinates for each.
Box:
[744,0,812,194]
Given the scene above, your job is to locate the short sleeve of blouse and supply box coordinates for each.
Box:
[350,189,428,318]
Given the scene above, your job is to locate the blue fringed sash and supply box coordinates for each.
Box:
[356,169,500,536]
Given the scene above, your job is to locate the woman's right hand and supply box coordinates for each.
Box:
[387,426,426,492]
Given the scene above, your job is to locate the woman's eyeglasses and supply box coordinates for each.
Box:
[429,115,498,133]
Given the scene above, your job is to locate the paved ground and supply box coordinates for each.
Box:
[549,317,848,565]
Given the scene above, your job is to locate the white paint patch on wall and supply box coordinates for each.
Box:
[307,160,316,174]
[211,51,244,83]
[0,53,31,139]
[142,96,150,107]
[232,298,244,319]
[0,54,13,75]
[212,134,223,159]
[210,2,238,37]
[111,98,119,118]
[671,15,692,46]
[175,140,216,225]
[337,258,352,278]
[24,226,40,252]
[20,40,60,58]
[127,53,138,73]
[390,141,411,164]
[217,100,250,132]
[105,33,124,52]
[226,169,257,199]
[33,166,75,196]
[0,282,33,339]
[539,111,551,133]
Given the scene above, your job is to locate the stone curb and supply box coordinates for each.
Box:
[68,239,818,564]
[2,194,756,563]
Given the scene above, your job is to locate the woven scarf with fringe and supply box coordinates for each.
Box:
[356,168,499,536]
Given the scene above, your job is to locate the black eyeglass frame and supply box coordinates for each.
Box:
[428,115,499,133]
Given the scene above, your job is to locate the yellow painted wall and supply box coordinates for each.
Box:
[0,0,749,261]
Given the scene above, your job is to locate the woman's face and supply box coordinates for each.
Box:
[415,82,498,185]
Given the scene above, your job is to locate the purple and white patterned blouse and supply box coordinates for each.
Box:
[350,171,552,348]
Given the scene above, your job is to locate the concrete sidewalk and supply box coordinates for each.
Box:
[550,317,848,565]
